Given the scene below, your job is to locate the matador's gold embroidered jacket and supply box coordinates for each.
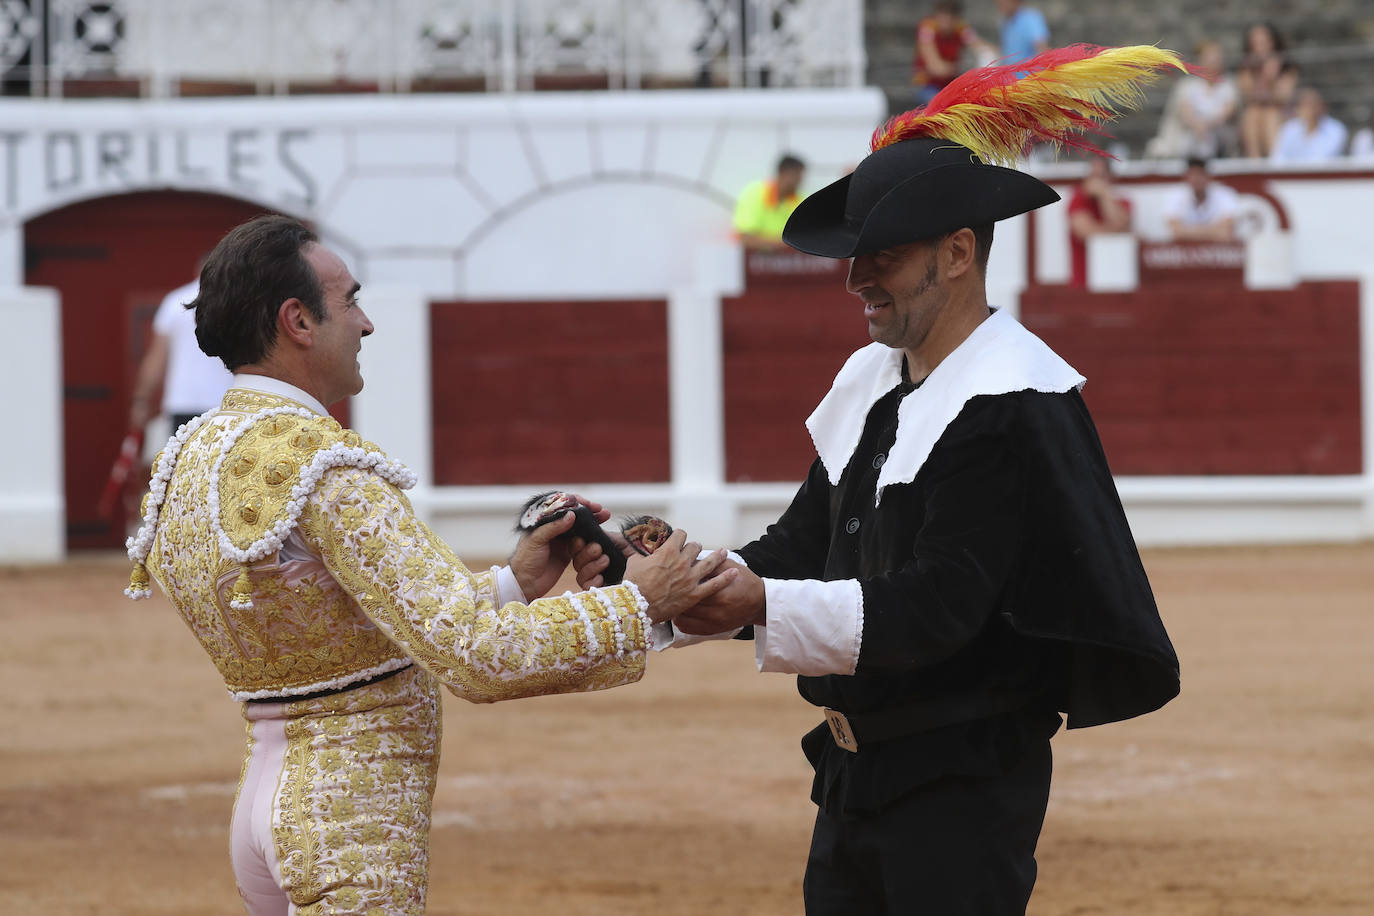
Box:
[127,380,652,703]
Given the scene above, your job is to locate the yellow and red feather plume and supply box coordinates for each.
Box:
[870,44,1190,164]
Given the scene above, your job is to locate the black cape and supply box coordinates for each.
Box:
[737,382,1179,816]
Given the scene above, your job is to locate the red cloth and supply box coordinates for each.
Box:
[912,18,977,90]
[1067,188,1132,287]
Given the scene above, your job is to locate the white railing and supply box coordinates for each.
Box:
[0,0,865,96]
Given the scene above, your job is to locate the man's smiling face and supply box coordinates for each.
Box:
[845,238,948,354]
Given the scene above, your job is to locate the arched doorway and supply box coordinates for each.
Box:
[24,191,276,550]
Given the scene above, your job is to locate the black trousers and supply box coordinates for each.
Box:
[803,740,1052,916]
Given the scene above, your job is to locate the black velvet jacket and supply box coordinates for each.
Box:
[737,382,1180,816]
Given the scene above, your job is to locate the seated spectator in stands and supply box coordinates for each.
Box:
[1350,112,1374,159]
[1145,40,1238,159]
[1165,157,1239,242]
[1271,88,1348,163]
[1143,80,1191,159]
[911,1,996,106]
[996,0,1049,67]
[1179,40,1239,158]
[733,154,806,250]
[1067,158,1133,288]
[1236,22,1297,158]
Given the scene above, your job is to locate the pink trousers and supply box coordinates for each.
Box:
[232,706,293,915]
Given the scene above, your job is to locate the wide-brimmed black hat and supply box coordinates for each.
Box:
[782,137,1059,259]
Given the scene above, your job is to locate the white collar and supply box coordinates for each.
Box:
[228,373,331,417]
[805,309,1086,506]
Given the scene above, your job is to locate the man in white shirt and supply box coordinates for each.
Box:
[129,275,233,431]
[1271,88,1348,164]
[1350,122,1374,159]
[1165,157,1240,242]
[1146,40,1240,159]
[1177,40,1239,158]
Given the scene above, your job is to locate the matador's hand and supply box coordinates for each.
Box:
[570,527,634,589]
[622,530,737,624]
[572,514,674,588]
[508,494,611,599]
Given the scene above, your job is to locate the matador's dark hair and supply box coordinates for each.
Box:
[190,215,325,372]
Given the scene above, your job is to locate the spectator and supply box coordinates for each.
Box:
[129,272,232,433]
[1178,40,1239,158]
[996,0,1049,67]
[733,154,806,250]
[1165,157,1239,242]
[911,1,996,106]
[1067,158,1133,288]
[1236,22,1297,158]
[1271,88,1348,163]
[1350,112,1374,159]
[1145,40,1238,159]
[1144,81,1191,159]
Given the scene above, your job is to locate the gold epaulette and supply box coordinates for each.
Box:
[126,406,416,604]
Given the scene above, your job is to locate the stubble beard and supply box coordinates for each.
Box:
[871,257,941,350]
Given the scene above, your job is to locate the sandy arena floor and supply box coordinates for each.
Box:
[2,544,1372,914]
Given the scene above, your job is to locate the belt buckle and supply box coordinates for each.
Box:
[823,708,859,753]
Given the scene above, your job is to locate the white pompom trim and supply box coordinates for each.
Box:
[567,591,601,656]
[588,585,624,657]
[125,406,416,571]
[620,580,651,655]
[591,582,650,657]
[125,413,209,567]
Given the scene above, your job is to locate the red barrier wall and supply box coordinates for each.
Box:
[722,253,869,481]
[430,272,1361,485]
[1020,281,1362,475]
[430,299,670,484]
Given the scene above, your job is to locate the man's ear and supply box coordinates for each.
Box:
[942,228,978,280]
[277,298,315,348]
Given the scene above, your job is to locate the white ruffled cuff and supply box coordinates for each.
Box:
[755,578,863,676]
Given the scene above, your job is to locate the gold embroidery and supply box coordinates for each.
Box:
[221,388,327,416]
[263,459,295,488]
[229,451,258,478]
[146,391,409,698]
[216,410,354,553]
[291,428,324,451]
[144,384,646,717]
[233,717,254,816]
[239,488,263,526]
[299,465,648,703]
[260,415,293,437]
[272,667,438,913]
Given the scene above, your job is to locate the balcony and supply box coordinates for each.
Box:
[0,0,865,97]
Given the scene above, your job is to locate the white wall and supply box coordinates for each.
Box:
[0,90,885,298]
[2,91,1373,559]
[0,89,882,561]
[0,287,63,560]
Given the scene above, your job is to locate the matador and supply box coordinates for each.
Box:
[123,215,732,915]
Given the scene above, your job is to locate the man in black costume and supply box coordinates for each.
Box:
[576,45,1185,915]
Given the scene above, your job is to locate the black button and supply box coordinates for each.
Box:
[872,453,886,469]
[845,518,860,534]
